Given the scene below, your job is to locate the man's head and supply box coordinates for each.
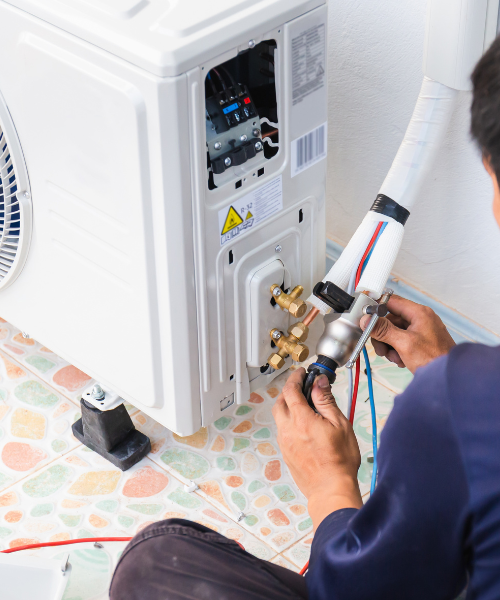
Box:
[471,35,500,225]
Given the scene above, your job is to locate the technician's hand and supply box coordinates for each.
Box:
[273,368,362,531]
[361,294,456,373]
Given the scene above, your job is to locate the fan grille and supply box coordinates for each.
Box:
[0,122,21,283]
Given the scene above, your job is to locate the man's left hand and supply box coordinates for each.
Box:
[272,368,362,530]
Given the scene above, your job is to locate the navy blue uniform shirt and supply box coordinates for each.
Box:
[307,343,500,599]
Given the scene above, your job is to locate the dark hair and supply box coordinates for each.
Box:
[471,35,500,182]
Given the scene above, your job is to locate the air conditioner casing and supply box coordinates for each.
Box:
[0,0,328,434]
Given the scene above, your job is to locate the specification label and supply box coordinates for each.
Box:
[218,176,283,246]
[292,23,326,106]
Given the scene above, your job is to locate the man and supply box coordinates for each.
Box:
[110,35,500,600]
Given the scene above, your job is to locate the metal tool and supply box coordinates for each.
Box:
[345,289,393,369]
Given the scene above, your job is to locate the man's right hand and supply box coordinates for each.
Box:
[360,295,456,374]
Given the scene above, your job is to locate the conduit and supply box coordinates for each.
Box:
[308,76,458,310]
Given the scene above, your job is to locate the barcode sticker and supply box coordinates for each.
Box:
[291,123,327,177]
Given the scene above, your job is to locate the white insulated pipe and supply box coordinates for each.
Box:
[308,77,458,312]
[378,77,458,211]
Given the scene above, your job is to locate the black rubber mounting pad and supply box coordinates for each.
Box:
[72,418,151,471]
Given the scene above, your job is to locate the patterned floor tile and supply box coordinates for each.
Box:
[0,350,81,492]
[0,446,275,562]
[134,370,313,553]
[271,554,300,572]
[282,535,314,570]
[0,315,415,598]
[0,319,93,405]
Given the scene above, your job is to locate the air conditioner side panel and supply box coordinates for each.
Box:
[0,5,201,433]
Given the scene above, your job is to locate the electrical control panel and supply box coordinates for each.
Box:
[205,40,279,189]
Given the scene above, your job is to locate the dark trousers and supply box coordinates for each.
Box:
[110,519,308,600]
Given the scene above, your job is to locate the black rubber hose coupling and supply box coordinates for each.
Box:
[303,355,338,411]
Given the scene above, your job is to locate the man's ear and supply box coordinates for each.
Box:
[483,154,500,228]
[483,154,494,175]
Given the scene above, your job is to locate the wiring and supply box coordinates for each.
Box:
[349,357,361,424]
[363,346,378,495]
[206,73,218,97]
[211,68,226,90]
[360,222,388,277]
[2,537,132,554]
[355,221,384,288]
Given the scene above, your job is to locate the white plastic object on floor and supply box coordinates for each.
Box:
[379,77,458,211]
[424,0,500,91]
[0,552,69,600]
[0,0,328,435]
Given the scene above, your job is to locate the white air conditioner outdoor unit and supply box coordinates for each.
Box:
[0,0,328,440]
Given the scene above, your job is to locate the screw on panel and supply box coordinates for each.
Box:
[21,331,30,339]
[214,142,222,150]
[272,288,282,298]
[248,40,256,48]
[91,384,105,401]
[240,134,247,142]
[272,330,282,340]
[255,141,263,151]
[252,129,261,137]
[22,191,30,199]
[275,245,282,253]
[94,542,104,549]
[237,511,246,522]
[224,157,232,167]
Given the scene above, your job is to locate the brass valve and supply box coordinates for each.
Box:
[270,284,307,318]
[268,322,310,370]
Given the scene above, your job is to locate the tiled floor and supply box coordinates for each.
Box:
[0,317,413,598]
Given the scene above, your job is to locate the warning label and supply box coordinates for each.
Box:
[218,176,283,246]
[221,206,243,235]
[292,23,326,106]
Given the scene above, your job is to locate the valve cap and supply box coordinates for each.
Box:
[291,344,309,363]
[289,300,307,318]
[288,322,308,342]
[268,353,286,370]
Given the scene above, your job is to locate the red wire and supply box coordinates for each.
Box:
[355,222,384,288]
[1,537,132,554]
[300,562,309,576]
[349,358,361,425]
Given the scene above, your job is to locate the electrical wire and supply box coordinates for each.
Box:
[219,66,237,88]
[355,221,384,288]
[360,222,388,277]
[363,346,378,495]
[211,68,226,90]
[349,357,361,424]
[206,72,218,97]
[346,368,353,420]
[2,537,133,554]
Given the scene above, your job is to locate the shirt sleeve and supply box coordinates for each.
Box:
[306,355,470,600]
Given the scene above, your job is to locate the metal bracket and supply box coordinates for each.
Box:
[82,383,124,412]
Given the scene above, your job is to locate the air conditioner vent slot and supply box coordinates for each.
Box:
[0,92,32,290]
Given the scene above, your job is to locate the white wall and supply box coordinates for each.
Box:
[326,0,500,335]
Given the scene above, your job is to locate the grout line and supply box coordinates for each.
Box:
[0,442,84,496]
[0,347,83,410]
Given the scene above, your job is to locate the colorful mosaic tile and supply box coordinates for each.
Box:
[0,351,81,491]
[0,447,274,562]
[0,319,414,597]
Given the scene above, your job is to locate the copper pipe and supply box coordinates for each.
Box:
[262,129,279,139]
[302,307,320,327]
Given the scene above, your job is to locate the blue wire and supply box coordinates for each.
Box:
[361,222,388,276]
[363,346,378,495]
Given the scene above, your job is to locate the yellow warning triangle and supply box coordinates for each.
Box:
[246,211,254,220]
[221,206,243,235]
